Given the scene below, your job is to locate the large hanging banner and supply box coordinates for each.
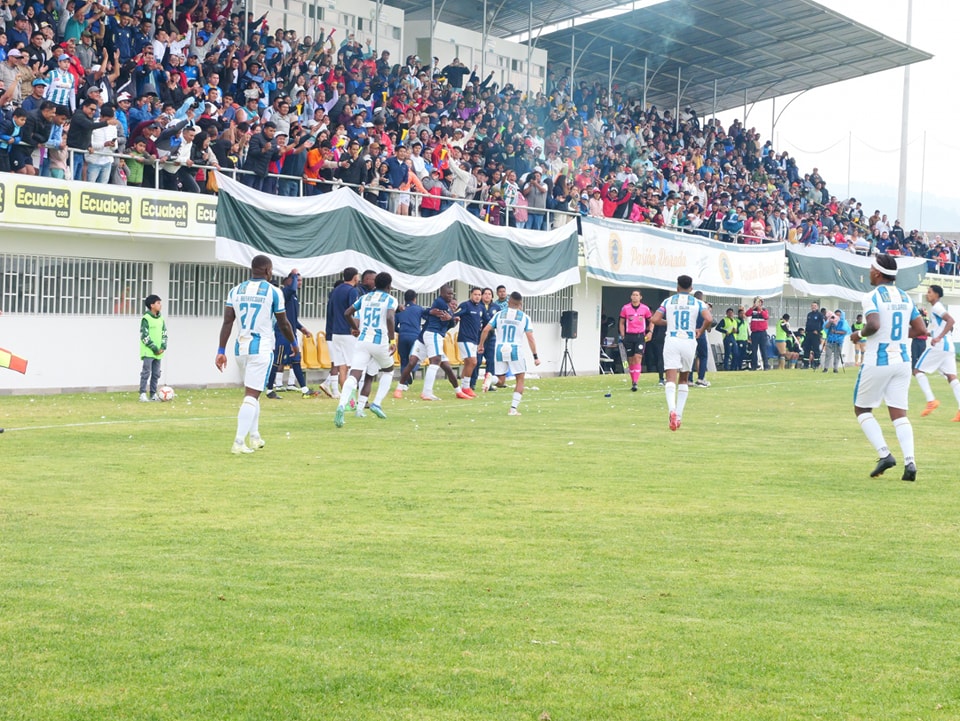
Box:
[786,245,927,301]
[214,172,580,296]
[581,217,786,296]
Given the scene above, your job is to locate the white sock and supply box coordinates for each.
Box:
[396,383,408,391]
[423,364,440,396]
[357,395,368,411]
[460,376,470,389]
[676,384,689,417]
[915,372,935,402]
[857,412,890,457]
[893,416,915,465]
[511,391,522,410]
[235,396,258,444]
[373,371,393,405]
[338,375,359,409]
[250,396,261,438]
[664,382,676,413]
[951,378,960,408]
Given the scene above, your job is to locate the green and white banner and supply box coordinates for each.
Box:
[214,172,580,295]
[581,217,786,296]
[786,245,927,301]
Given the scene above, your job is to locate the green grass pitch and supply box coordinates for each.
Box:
[2,370,959,720]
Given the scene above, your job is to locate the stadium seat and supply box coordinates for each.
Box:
[302,332,332,370]
[301,332,320,369]
[444,329,462,366]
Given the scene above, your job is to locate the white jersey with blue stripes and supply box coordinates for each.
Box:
[490,308,531,362]
[860,284,920,366]
[353,290,398,345]
[658,293,708,340]
[928,300,954,353]
[226,279,285,356]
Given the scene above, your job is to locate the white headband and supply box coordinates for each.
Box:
[872,258,896,275]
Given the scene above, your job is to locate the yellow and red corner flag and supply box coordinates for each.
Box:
[0,348,28,374]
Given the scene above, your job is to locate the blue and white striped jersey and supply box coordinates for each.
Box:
[489,308,531,362]
[658,293,708,340]
[861,285,920,366]
[928,300,954,354]
[226,279,284,356]
[352,290,397,345]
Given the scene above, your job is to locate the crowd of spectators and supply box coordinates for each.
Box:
[1,0,958,273]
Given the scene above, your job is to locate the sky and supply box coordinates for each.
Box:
[713,0,959,234]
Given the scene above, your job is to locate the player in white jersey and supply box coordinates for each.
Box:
[913,284,960,421]
[850,254,926,481]
[646,274,712,431]
[334,272,398,427]
[478,291,540,416]
[216,254,296,455]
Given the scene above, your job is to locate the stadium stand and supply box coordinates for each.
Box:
[0,0,955,272]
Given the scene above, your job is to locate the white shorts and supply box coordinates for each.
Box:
[458,341,478,361]
[662,337,698,373]
[495,358,526,377]
[349,340,394,375]
[329,333,357,366]
[410,339,428,361]
[422,331,448,360]
[853,363,911,410]
[236,353,273,391]
[915,347,958,377]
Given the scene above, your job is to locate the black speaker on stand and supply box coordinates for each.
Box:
[559,310,577,376]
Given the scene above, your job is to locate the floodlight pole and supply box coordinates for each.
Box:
[919,130,926,229]
[570,35,575,99]
[712,79,717,126]
[481,0,487,80]
[675,67,680,133]
[608,46,613,104]
[642,57,647,111]
[526,3,532,96]
[897,0,913,224]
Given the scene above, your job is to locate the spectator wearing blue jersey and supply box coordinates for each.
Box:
[453,287,484,397]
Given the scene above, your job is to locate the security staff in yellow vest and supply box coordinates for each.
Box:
[718,307,740,371]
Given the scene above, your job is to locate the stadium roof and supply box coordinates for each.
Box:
[528,0,933,114]
[381,0,627,38]
[384,0,931,116]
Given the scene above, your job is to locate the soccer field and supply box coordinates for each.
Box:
[2,371,959,720]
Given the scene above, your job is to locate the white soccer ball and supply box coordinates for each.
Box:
[157,385,175,402]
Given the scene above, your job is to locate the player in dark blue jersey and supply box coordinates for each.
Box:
[395,290,425,372]
[323,268,361,399]
[453,287,484,397]
[419,284,471,400]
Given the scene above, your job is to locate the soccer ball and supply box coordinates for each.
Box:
[157,386,175,402]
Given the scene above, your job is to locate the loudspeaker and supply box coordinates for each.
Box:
[560,310,578,339]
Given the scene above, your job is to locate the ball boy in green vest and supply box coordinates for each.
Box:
[139,294,168,402]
